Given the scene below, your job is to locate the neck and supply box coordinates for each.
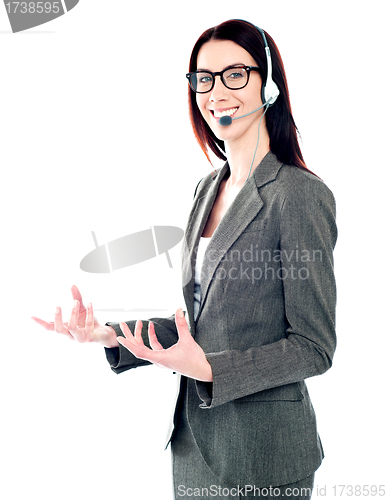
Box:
[224,124,270,188]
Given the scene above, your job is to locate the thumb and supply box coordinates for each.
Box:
[175,308,190,338]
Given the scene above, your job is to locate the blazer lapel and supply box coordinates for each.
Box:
[197,152,284,322]
[182,164,230,332]
[183,151,284,329]
[197,179,263,320]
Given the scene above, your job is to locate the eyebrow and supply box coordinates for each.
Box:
[196,62,247,72]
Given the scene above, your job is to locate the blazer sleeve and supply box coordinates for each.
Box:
[196,177,338,408]
[104,315,179,374]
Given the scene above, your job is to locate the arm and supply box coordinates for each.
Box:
[104,314,180,374]
[196,177,337,408]
[108,177,215,380]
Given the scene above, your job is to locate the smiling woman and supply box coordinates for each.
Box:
[188,20,308,173]
[32,19,337,500]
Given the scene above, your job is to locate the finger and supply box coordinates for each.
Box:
[71,285,86,312]
[148,322,164,351]
[119,322,134,340]
[31,316,54,331]
[84,302,94,337]
[117,335,159,364]
[53,307,75,340]
[117,334,144,354]
[134,320,144,343]
[118,322,154,356]
[54,306,66,334]
[131,320,146,347]
[67,300,80,331]
[175,308,190,339]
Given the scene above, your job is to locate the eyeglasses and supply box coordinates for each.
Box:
[186,65,260,94]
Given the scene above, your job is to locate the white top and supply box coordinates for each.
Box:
[193,237,211,321]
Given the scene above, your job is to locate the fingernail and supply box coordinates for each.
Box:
[177,308,184,318]
[55,307,60,314]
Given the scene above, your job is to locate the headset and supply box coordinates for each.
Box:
[217,22,281,183]
[219,23,280,126]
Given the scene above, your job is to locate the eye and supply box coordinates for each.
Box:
[226,70,244,80]
[199,75,213,84]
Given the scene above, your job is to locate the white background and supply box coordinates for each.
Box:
[1,1,386,499]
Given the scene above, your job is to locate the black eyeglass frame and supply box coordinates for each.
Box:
[186,65,260,94]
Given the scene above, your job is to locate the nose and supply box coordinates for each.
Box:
[209,75,229,102]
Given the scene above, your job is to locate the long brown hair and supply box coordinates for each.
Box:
[188,19,312,173]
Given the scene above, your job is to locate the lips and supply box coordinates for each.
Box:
[211,107,239,120]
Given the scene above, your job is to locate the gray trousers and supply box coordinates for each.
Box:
[172,409,314,500]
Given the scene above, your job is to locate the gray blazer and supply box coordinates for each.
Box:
[105,151,337,487]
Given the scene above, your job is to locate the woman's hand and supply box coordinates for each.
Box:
[118,308,213,382]
[31,285,119,348]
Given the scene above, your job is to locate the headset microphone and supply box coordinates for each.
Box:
[219,102,266,126]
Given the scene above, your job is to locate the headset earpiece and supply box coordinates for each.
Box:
[254,25,280,107]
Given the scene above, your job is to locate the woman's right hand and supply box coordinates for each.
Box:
[31,285,119,348]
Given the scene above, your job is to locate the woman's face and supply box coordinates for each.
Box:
[195,39,264,146]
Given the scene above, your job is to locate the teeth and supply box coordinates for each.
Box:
[213,108,238,118]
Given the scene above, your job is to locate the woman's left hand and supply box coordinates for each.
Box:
[118,308,213,382]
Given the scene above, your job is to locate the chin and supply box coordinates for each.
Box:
[211,125,244,144]
[206,120,232,141]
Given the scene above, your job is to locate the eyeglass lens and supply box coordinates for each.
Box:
[191,67,248,93]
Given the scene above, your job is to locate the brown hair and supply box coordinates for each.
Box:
[188,19,312,173]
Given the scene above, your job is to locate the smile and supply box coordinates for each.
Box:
[212,107,239,119]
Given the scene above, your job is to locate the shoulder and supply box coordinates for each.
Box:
[193,164,229,199]
[274,164,336,212]
[274,164,337,246]
[193,175,209,198]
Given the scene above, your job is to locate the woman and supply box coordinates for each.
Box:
[33,20,337,499]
